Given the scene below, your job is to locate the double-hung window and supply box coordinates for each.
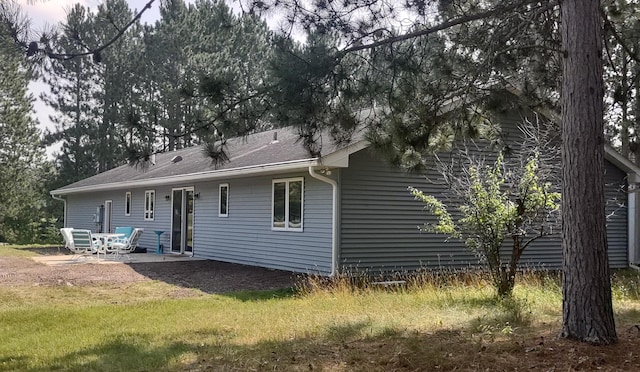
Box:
[125,192,131,216]
[272,178,303,231]
[219,184,229,217]
[144,190,155,221]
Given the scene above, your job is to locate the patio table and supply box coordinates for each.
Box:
[92,233,125,259]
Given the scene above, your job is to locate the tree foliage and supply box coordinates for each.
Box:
[0,17,55,243]
[39,0,274,174]
[410,130,560,296]
[245,0,617,344]
[603,0,640,163]
[0,0,629,343]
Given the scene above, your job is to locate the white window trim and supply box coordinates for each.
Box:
[271,177,304,232]
[125,192,131,216]
[219,183,229,217]
[144,190,155,221]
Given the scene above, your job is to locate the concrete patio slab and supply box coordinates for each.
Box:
[33,253,204,266]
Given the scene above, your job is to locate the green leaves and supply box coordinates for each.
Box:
[409,186,458,236]
[410,149,561,296]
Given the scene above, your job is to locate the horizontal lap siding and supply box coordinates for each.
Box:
[192,173,333,274]
[516,160,628,269]
[65,186,174,250]
[340,149,477,273]
[339,149,629,273]
[603,162,629,268]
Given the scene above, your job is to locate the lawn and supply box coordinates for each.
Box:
[2,247,640,371]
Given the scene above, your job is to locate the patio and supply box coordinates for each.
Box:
[32,252,204,266]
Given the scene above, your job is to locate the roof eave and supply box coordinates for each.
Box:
[604,145,640,177]
[51,158,321,196]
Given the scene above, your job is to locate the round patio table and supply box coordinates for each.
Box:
[153,230,164,254]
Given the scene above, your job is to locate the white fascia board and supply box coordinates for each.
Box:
[604,145,640,177]
[317,140,370,168]
[51,158,319,196]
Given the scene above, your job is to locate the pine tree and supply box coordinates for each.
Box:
[560,0,617,345]
[92,0,138,172]
[124,0,274,163]
[602,1,640,163]
[245,0,617,344]
[41,4,100,185]
[0,21,49,243]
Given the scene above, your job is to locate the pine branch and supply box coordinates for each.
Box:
[339,0,558,55]
[601,7,640,65]
[20,0,156,61]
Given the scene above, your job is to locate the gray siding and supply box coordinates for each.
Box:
[192,173,333,274]
[518,160,628,269]
[339,149,629,273]
[340,149,476,272]
[64,173,334,273]
[65,185,177,251]
[604,163,629,268]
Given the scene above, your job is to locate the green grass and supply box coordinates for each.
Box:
[1,248,640,371]
[0,244,57,257]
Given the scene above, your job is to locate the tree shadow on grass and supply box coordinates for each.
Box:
[614,307,640,330]
[197,321,640,371]
[222,287,296,302]
[7,319,639,371]
[4,333,192,372]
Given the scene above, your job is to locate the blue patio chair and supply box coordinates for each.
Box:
[114,226,134,240]
[112,228,144,260]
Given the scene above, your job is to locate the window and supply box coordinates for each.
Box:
[219,184,229,217]
[125,192,131,216]
[144,190,155,221]
[272,178,303,231]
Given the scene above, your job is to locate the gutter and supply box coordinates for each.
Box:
[308,166,338,277]
[50,194,67,228]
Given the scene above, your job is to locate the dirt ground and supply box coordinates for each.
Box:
[0,247,298,294]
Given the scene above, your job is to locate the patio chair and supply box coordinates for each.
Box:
[111,228,144,260]
[60,228,73,250]
[67,229,95,260]
[113,226,134,241]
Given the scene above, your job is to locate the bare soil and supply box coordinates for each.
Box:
[0,247,297,294]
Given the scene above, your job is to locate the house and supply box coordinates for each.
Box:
[50,109,640,275]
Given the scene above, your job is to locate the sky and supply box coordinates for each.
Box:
[17,0,169,158]
[17,0,292,159]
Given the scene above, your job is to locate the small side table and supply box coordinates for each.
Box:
[153,230,164,254]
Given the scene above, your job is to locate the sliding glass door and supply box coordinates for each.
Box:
[171,188,194,255]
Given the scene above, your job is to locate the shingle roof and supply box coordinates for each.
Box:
[52,126,364,195]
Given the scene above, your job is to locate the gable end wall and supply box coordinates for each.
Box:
[339,148,629,273]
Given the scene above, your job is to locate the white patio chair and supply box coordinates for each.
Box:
[111,228,144,260]
[67,229,95,260]
[60,228,73,250]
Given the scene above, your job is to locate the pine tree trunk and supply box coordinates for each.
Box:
[560,0,617,344]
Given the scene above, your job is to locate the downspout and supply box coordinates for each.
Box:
[308,166,338,276]
[629,174,640,267]
[51,194,67,228]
